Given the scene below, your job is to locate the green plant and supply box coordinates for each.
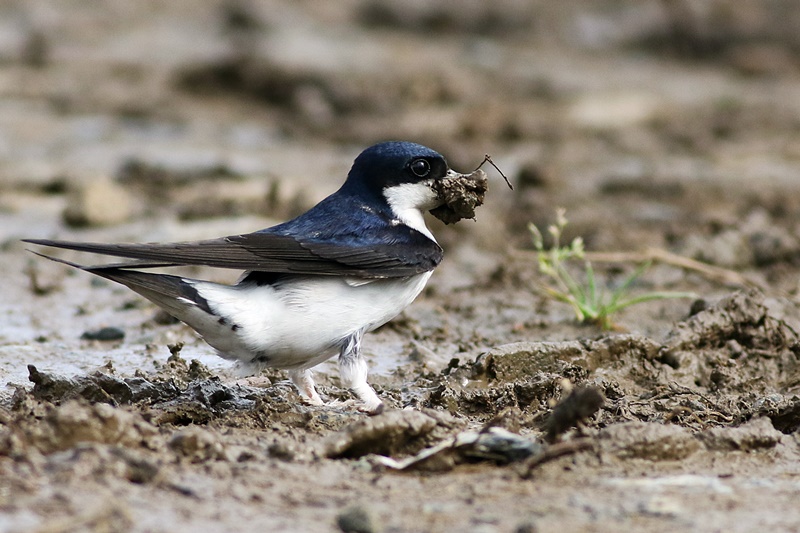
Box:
[528,208,695,330]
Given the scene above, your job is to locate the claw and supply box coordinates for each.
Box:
[359,401,384,416]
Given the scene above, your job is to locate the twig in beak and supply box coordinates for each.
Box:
[476,154,513,190]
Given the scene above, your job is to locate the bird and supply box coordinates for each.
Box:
[25,141,472,415]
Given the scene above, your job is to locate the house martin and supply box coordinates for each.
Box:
[25,141,481,414]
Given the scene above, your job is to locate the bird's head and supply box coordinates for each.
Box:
[341,141,458,216]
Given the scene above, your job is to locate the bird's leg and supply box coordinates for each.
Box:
[289,368,324,406]
[339,330,384,415]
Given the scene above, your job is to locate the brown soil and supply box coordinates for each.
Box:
[3,2,800,532]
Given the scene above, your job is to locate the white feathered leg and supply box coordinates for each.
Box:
[289,368,324,406]
[339,330,384,414]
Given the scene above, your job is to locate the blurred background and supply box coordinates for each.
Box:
[2,0,800,377]
[2,0,800,246]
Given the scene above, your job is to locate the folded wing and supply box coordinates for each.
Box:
[23,229,442,278]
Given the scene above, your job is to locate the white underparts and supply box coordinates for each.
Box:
[189,271,433,369]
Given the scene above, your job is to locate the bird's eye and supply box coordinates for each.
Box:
[409,159,430,177]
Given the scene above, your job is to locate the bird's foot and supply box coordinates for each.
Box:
[289,369,324,406]
[337,336,383,415]
[350,383,384,416]
[302,393,325,406]
[358,400,384,416]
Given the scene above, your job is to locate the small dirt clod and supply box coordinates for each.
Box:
[429,169,488,224]
[545,386,605,442]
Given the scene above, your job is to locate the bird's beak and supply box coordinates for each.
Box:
[444,169,463,181]
[441,167,487,184]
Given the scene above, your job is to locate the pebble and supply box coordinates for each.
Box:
[336,504,377,533]
[81,326,125,341]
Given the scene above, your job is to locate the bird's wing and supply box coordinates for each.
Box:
[25,190,444,278]
[23,227,442,278]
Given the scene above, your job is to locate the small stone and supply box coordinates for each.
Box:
[81,326,125,341]
[336,504,376,533]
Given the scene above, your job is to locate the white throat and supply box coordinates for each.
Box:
[382,181,440,242]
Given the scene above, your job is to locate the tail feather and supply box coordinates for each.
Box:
[27,250,175,270]
[29,251,214,317]
[28,250,259,363]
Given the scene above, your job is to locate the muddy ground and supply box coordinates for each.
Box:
[3,2,800,532]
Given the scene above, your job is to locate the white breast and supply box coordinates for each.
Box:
[382,181,440,242]
[189,271,433,369]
